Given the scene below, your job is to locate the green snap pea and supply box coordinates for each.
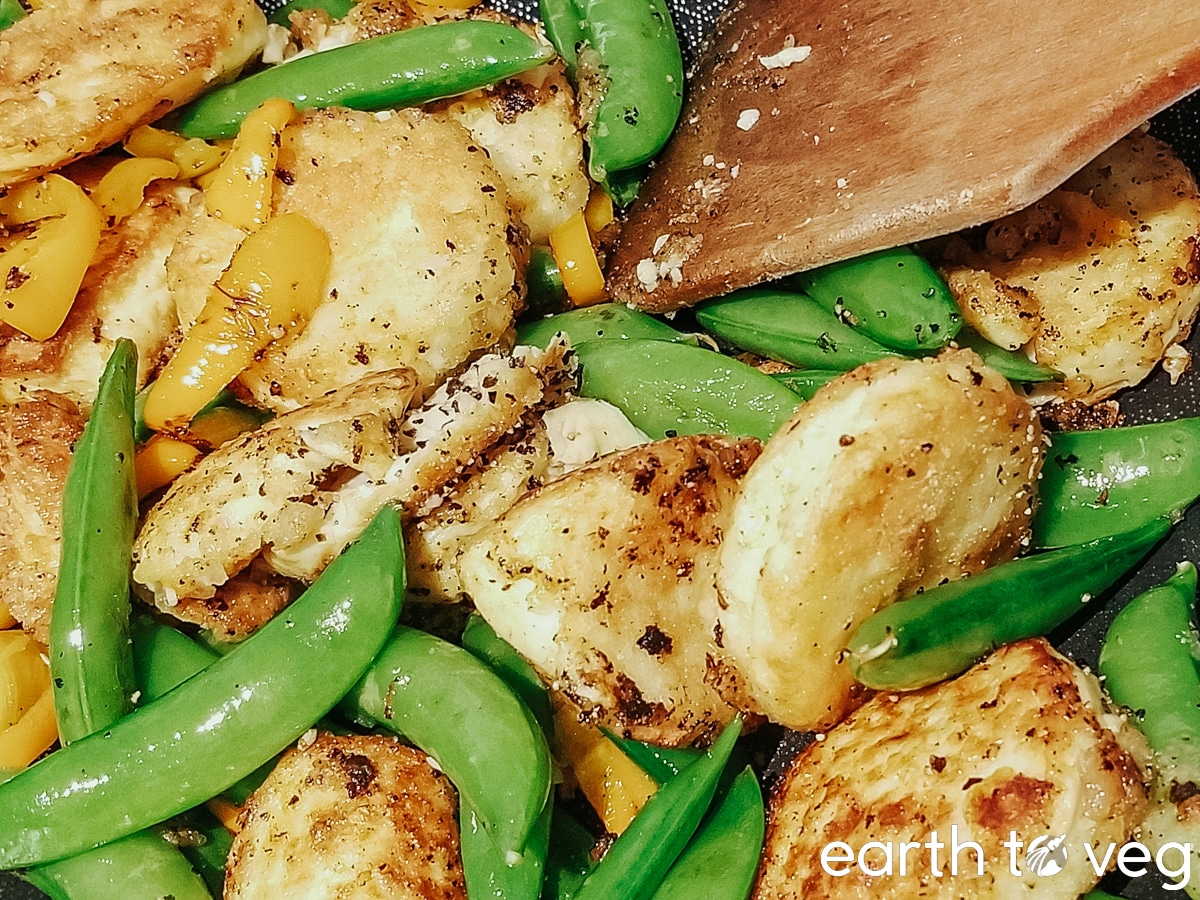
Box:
[134,385,258,444]
[173,20,556,140]
[1033,416,1200,549]
[609,735,701,785]
[20,833,211,900]
[526,245,571,317]
[650,766,764,900]
[167,808,234,898]
[847,515,1174,691]
[542,806,596,900]
[1082,891,1122,900]
[954,327,1061,383]
[792,247,963,351]
[574,338,801,442]
[770,369,840,401]
[267,0,353,27]
[130,615,222,702]
[517,302,685,349]
[49,338,138,743]
[460,798,550,900]
[342,625,552,857]
[539,0,584,72]
[0,507,405,870]
[571,0,684,180]
[1100,563,1200,774]
[0,0,25,30]
[695,287,901,370]
[602,165,646,207]
[572,717,742,900]
[462,613,553,736]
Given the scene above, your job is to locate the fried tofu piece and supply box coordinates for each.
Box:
[0,0,266,188]
[716,350,1042,731]
[0,177,194,409]
[756,640,1149,900]
[460,435,762,746]
[227,732,465,900]
[0,392,84,642]
[934,132,1200,403]
[168,107,524,413]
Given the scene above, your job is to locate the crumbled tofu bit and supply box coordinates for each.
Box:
[298,728,318,749]
[653,234,670,254]
[730,165,740,179]
[261,22,291,65]
[1164,343,1191,383]
[836,177,848,189]
[736,109,761,131]
[758,35,813,69]
[372,110,393,121]
[716,161,726,169]
[636,258,660,292]
[703,154,715,166]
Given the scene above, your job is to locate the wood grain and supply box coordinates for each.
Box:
[607,0,1200,311]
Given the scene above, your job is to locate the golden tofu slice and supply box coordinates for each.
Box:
[716,350,1042,731]
[756,640,1149,900]
[227,732,465,900]
[168,107,525,413]
[934,132,1200,403]
[0,392,83,642]
[459,435,762,746]
[0,0,266,187]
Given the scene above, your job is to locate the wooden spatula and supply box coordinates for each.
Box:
[606,0,1200,311]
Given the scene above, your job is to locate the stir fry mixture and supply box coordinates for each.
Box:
[3,1,1200,899]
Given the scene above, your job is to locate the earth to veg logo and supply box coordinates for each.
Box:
[1025,834,1069,876]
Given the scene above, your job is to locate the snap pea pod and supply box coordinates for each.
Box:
[650,766,764,900]
[770,369,840,401]
[792,247,963,351]
[173,21,556,140]
[462,613,553,736]
[267,0,353,27]
[539,0,584,71]
[954,327,1061,383]
[134,385,254,444]
[1099,563,1200,773]
[1033,416,1200,549]
[609,736,701,784]
[542,807,596,900]
[527,245,571,317]
[460,799,550,900]
[570,0,684,180]
[574,338,801,442]
[20,833,211,900]
[0,507,405,870]
[847,515,1174,691]
[48,338,138,743]
[0,0,25,30]
[695,288,901,370]
[342,625,552,856]
[517,302,685,349]
[1082,891,1122,900]
[168,808,234,898]
[572,717,741,900]
[129,615,223,702]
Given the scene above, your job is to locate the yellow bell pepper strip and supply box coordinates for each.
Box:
[203,98,295,232]
[0,174,103,341]
[0,689,57,774]
[135,435,203,499]
[0,631,50,731]
[584,187,614,234]
[90,157,180,225]
[549,211,606,308]
[124,125,228,178]
[142,211,331,433]
[0,607,14,630]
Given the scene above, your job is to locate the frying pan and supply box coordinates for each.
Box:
[1,1,1197,897]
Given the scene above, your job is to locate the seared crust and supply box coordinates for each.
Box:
[460,435,762,746]
[0,0,266,187]
[756,640,1149,900]
[716,350,1042,731]
[0,392,83,642]
[227,733,465,900]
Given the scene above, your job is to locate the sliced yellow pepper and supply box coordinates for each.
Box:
[92,157,181,224]
[204,98,295,232]
[0,689,58,773]
[143,212,331,433]
[584,188,615,234]
[207,797,243,834]
[553,702,656,834]
[0,630,50,730]
[0,174,103,341]
[125,125,228,178]
[0,604,15,631]
[136,434,204,499]
[549,211,607,308]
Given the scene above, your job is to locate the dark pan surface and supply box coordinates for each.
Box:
[1,2,1198,897]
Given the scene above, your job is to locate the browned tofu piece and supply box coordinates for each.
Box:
[756,640,1149,900]
[228,732,465,900]
[0,392,84,641]
[0,0,266,187]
